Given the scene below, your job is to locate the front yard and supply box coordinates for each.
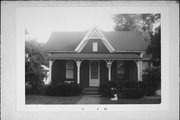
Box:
[26,95,161,104]
[100,96,161,104]
[26,95,83,104]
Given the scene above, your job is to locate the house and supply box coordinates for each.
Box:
[44,27,150,87]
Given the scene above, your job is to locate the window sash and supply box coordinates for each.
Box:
[116,61,125,80]
[66,70,74,79]
[93,42,98,52]
[66,61,74,79]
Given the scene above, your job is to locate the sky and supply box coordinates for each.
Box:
[24,7,117,43]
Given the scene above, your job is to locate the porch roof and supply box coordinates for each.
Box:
[48,53,142,60]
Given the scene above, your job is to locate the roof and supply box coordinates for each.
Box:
[44,30,148,52]
[48,53,141,60]
[102,31,147,51]
[45,31,87,51]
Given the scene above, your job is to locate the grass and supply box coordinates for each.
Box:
[26,94,161,104]
[100,96,161,104]
[26,95,83,104]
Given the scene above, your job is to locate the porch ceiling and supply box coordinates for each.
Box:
[48,53,142,60]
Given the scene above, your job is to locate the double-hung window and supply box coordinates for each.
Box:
[66,61,74,79]
[116,61,125,80]
[92,42,98,52]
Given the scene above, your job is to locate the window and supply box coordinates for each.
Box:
[66,61,74,79]
[93,42,98,52]
[116,61,125,80]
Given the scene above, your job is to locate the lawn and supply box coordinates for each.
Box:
[26,95,83,104]
[26,95,161,104]
[100,96,161,104]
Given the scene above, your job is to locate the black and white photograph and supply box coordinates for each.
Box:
[24,7,161,104]
[1,1,179,120]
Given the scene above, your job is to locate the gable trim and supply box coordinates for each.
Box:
[75,27,115,53]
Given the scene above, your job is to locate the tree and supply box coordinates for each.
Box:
[146,26,161,66]
[112,14,161,66]
[113,14,141,31]
[25,40,47,91]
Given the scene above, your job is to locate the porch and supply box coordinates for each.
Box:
[48,58,144,88]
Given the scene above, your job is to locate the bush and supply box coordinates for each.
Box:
[119,88,144,99]
[117,81,145,99]
[142,67,161,90]
[45,83,82,96]
[99,81,117,98]
[25,84,45,95]
[142,67,161,96]
[145,87,156,96]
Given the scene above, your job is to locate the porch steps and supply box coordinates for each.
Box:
[83,87,99,95]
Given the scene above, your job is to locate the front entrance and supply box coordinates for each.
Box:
[89,61,100,87]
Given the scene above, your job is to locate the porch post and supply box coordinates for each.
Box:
[76,60,82,84]
[106,60,113,81]
[136,60,143,81]
[49,60,54,84]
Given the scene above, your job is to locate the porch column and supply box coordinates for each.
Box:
[106,60,113,81]
[49,60,54,84]
[76,60,82,84]
[136,60,143,81]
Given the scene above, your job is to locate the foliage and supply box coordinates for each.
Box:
[144,87,156,96]
[112,14,160,34]
[146,26,161,66]
[25,84,46,95]
[45,83,83,96]
[119,88,145,99]
[142,67,161,96]
[113,14,141,31]
[25,40,48,93]
[99,80,145,99]
[142,67,161,90]
[117,81,145,99]
[99,81,117,98]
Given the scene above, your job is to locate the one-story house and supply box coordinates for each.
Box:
[44,27,150,87]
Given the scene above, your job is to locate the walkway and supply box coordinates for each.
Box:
[77,95,101,104]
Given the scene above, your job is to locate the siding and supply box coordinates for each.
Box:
[52,60,77,85]
[81,39,110,53]
[80,60,89,87]
[52,60,65,85]
[100,60,108,85]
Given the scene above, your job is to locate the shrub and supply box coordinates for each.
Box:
[119,88,144,99]
[145,86,156,96]
[142,67,161,96]
[45,83,82,96]
[117,81,145,99]
[142,67,161,90]
[25,84,45,95]
[99,81,117,98]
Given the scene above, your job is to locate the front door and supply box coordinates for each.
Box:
[89,61,100,87]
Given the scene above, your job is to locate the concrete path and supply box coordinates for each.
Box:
[77,95,101,104]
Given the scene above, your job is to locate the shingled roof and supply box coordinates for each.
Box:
[44,30,148,52]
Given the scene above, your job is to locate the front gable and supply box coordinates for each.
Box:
[81,39,110,53]
[75,27,115,53]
